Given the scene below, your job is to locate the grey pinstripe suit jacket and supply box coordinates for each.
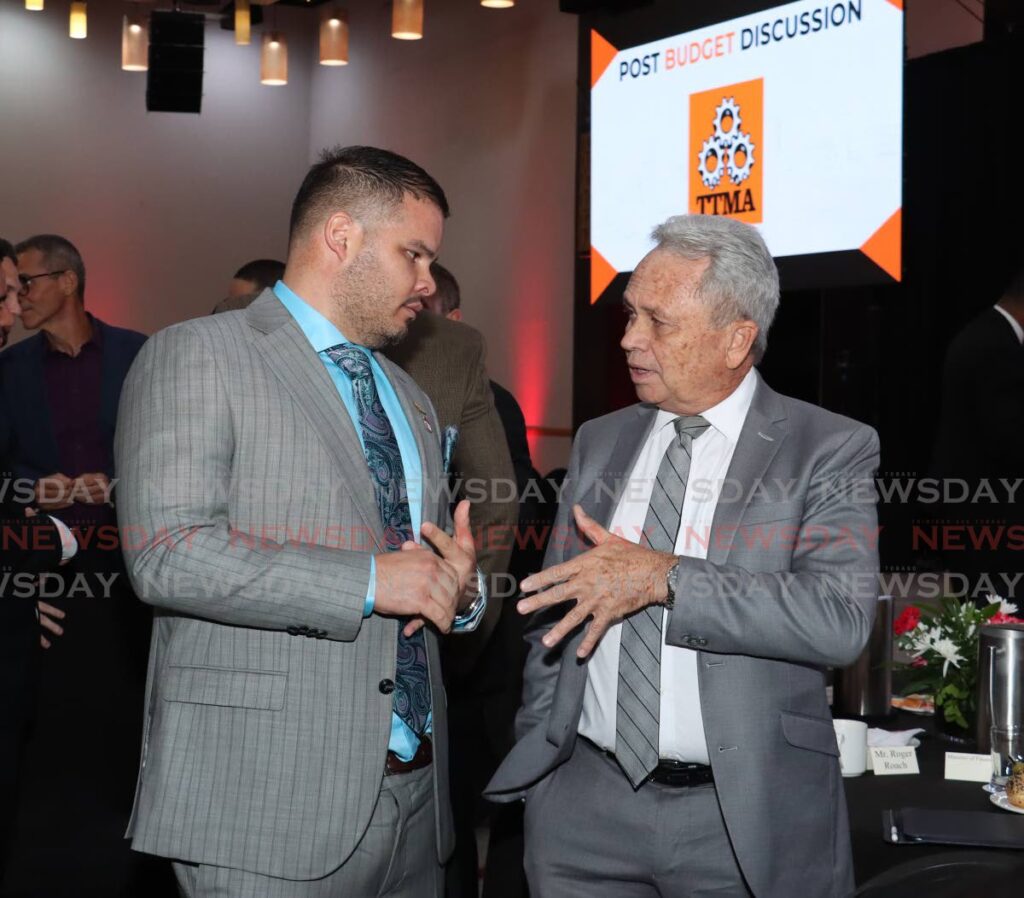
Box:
[114,291,454,879]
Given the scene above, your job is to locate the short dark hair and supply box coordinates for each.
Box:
[233,258,285,291]
[289,145,449,244]
[15,234,86,301]
[429,262,461,314]
[0,239,15,264]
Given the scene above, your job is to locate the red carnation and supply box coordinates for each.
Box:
[894,605,922,636]
[990,612,1024,626]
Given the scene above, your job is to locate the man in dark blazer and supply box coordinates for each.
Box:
[0,234,150,896]
[931,268,1024,600]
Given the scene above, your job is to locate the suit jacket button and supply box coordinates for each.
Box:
[698,638,708,647]
[379,679,395,695]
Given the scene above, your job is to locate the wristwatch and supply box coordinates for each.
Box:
[665,558,681,610]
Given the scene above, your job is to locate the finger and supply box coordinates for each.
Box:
[421,591,455,633]
[400,540,421,552]
[517,581,577,614]
[573,505,612,546]
[576,616,609,659]
[38,602,65,619]
[403,618,426,638]
[541,601,591,649]
[40,635,51,649]
[536,606,593,647]
[40,615,63,636]
[520,560,578,594]
[420,521,457,557]
[452,500,474,552]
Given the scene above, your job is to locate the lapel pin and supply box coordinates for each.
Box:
[757,431,775,442]
[413,401,433,433]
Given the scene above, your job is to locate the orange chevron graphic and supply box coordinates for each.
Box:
[590,247,617,304]
[884,0,903,9]
[591,30,618,89]
[860,208,902,281]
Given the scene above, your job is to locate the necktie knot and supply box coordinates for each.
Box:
[673,415,710,445]
[325,343,371,381]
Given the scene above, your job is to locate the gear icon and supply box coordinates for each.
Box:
[726,131,755,184]
[713,98,741,148]
[697,138,724,189]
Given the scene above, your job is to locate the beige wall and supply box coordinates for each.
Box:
[0,3,314,334]
[0,1,578,473]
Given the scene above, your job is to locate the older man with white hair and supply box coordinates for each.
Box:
[486,214,880,898]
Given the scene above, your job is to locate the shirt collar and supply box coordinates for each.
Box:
[653,366,758,444]
[43,313,101,355]
[994,304,1024,345]
[273,280,365,355]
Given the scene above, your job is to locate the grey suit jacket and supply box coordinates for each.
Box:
[485,373,880,898]
[115,291,455,879]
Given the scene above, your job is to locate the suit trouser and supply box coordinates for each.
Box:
[173,764,443,898]
[524,739,752,898]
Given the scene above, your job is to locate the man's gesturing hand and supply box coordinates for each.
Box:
[516,505,677,659]
[420,500,476,606]
[374,543,461,637]
[373,501,477,638]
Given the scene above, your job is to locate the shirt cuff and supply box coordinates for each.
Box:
[49,516,78,562]
[363,557,376,617]
[452,567,487,632]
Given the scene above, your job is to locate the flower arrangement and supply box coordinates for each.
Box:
[893,596,1023,730]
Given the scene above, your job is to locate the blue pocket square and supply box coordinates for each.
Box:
[442,425,460,474]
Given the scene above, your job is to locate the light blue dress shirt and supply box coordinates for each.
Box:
[274,281,483,761]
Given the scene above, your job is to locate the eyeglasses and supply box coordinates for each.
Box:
[18,270,66,294]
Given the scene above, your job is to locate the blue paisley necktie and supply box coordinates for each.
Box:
[325,344,430,734]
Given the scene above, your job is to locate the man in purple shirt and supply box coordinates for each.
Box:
[0,234,155,896]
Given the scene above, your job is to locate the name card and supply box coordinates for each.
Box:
[870,746,919,775]
[944,752,992,783]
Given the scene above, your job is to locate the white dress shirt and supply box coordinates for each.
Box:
[994,304,1024,344]
[578,367,757,764]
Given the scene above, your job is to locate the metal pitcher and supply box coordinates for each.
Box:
[976,623,1024,754]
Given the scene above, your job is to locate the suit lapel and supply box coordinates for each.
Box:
[246,292,382,533]
[578,404,659,531]
[707,374,788,566]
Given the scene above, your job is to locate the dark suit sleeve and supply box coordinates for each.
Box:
[449,331,518,647]
[1,506,63,573]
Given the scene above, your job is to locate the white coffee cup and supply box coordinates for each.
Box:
[833,719,868,777]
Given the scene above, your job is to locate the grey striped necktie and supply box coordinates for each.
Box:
[615,414,710,788]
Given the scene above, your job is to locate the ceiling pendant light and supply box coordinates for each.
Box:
[69,2,87,39]
[25,1,45,12]
[122,8,149,71]
[260,31,288,85]
[320,11,349,66]
[392,0,423,41]
[481,0,515,7]
[235,0,251,46]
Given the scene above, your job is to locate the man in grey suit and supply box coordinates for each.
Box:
[485,215,880,897]
[116,146,485,897]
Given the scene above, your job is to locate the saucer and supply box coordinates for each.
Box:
[989,791,1024,815]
